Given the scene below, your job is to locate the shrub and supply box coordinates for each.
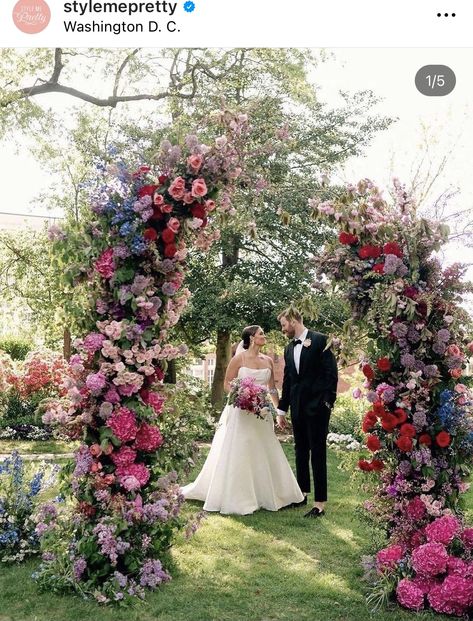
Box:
[0,337,32,361]
[330,393,366,441]
[156,375,217,476]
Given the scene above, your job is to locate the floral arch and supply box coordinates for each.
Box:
[35,112,250,603]
[310,178,473,616]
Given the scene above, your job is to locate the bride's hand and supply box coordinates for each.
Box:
[276,415,287,430]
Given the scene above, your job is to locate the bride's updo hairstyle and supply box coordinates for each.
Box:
[241,325,261,350]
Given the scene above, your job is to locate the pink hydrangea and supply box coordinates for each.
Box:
[142,391,165,415]
[134,423,164,452]
[428,583,467,616]
[442,575,473,608]
[116,463,150,491]
[376,544,404,570]
[425,515,460,545]
[82,332,106,353]
[396,578,425,611]
[412,575,438,595]
[462,528,473,549]
[104,386,120,404]
[94,248,115,279]
[412,542,448,576]
[107,407,138,442]
[406,497,427,521]
[85,372,107,392]
[110,446,137,468]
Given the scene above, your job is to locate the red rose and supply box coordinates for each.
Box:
[383,241,403,258]
[138,165,151,174]
[396,435,413,452]
[358,459,374,472]
[419,434,432,446]
[339,231,359,245]
[381,414,398,432]
[164,243,177,258]
[366,435,381,452]
[143,228,158,242]
[400,423,416,438]
[362,364,375,380]
[436,431,451,448]
[138,184,158,198]
[191,203,207,220]
[358,245,382,259]
[161,228,175,244]
[394,408,408,425]
[371,459,385,472]
[158,174,168,184]
[372,263,385,274]
[376,357,391,372]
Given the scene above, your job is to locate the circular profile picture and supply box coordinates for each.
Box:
[12,0,51,34]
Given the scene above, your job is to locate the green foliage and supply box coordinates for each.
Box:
[330,393,366,440]
[156,376,217,476]
[0,388,49,428]
[0,336,32,361]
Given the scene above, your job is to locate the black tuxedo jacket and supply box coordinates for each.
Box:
[278,330,338,418]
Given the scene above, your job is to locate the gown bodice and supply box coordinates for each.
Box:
[237,366,272,387]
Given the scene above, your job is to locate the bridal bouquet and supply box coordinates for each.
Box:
[228,377,276,420]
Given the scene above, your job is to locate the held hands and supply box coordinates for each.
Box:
[276,415,287,431]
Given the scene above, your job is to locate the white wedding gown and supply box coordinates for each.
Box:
[182,366,304,515]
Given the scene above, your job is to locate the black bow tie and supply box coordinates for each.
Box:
[293,339,302,345]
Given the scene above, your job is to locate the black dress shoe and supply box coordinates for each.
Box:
[304,507,325,518]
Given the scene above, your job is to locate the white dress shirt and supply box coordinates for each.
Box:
[277,328,309,417]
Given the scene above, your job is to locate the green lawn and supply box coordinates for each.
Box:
[0,444,470,621]
[0,439,78,455]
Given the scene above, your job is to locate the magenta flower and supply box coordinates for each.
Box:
[94,248,115,279]
[412,542,448,576]
[107,407,138,442]
[85,372,107,393]
[396,578,425,611]
[425,515,461,545]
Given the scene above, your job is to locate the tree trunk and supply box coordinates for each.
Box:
[211,329,232,408]
[164,359,177,384]
[63,327,71,361]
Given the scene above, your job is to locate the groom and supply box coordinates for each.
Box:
[277,307,338,518]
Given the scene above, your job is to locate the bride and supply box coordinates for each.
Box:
[182,325,304,515]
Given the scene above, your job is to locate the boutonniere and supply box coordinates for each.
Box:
[303,338,311,348]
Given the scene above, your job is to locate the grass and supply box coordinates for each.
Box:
[0,444,471,621]
[0,440,78,455]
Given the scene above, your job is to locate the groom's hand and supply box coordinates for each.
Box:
[276,415,287,430]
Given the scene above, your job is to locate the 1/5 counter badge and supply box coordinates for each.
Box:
[12,0,51,33]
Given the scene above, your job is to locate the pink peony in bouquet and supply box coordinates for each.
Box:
[228,377,276,420]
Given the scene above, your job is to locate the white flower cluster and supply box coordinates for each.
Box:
[327,432,361,451]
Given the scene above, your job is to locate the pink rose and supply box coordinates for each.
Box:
[187,154,203,172]
[205,199,216,212]
[467,341,473,354]
[191,178,207,198]
[183,191,194,204]
[153,193,164,206]
[167,217,180,233]
[168,176,186,201]
[446,344,461,356]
